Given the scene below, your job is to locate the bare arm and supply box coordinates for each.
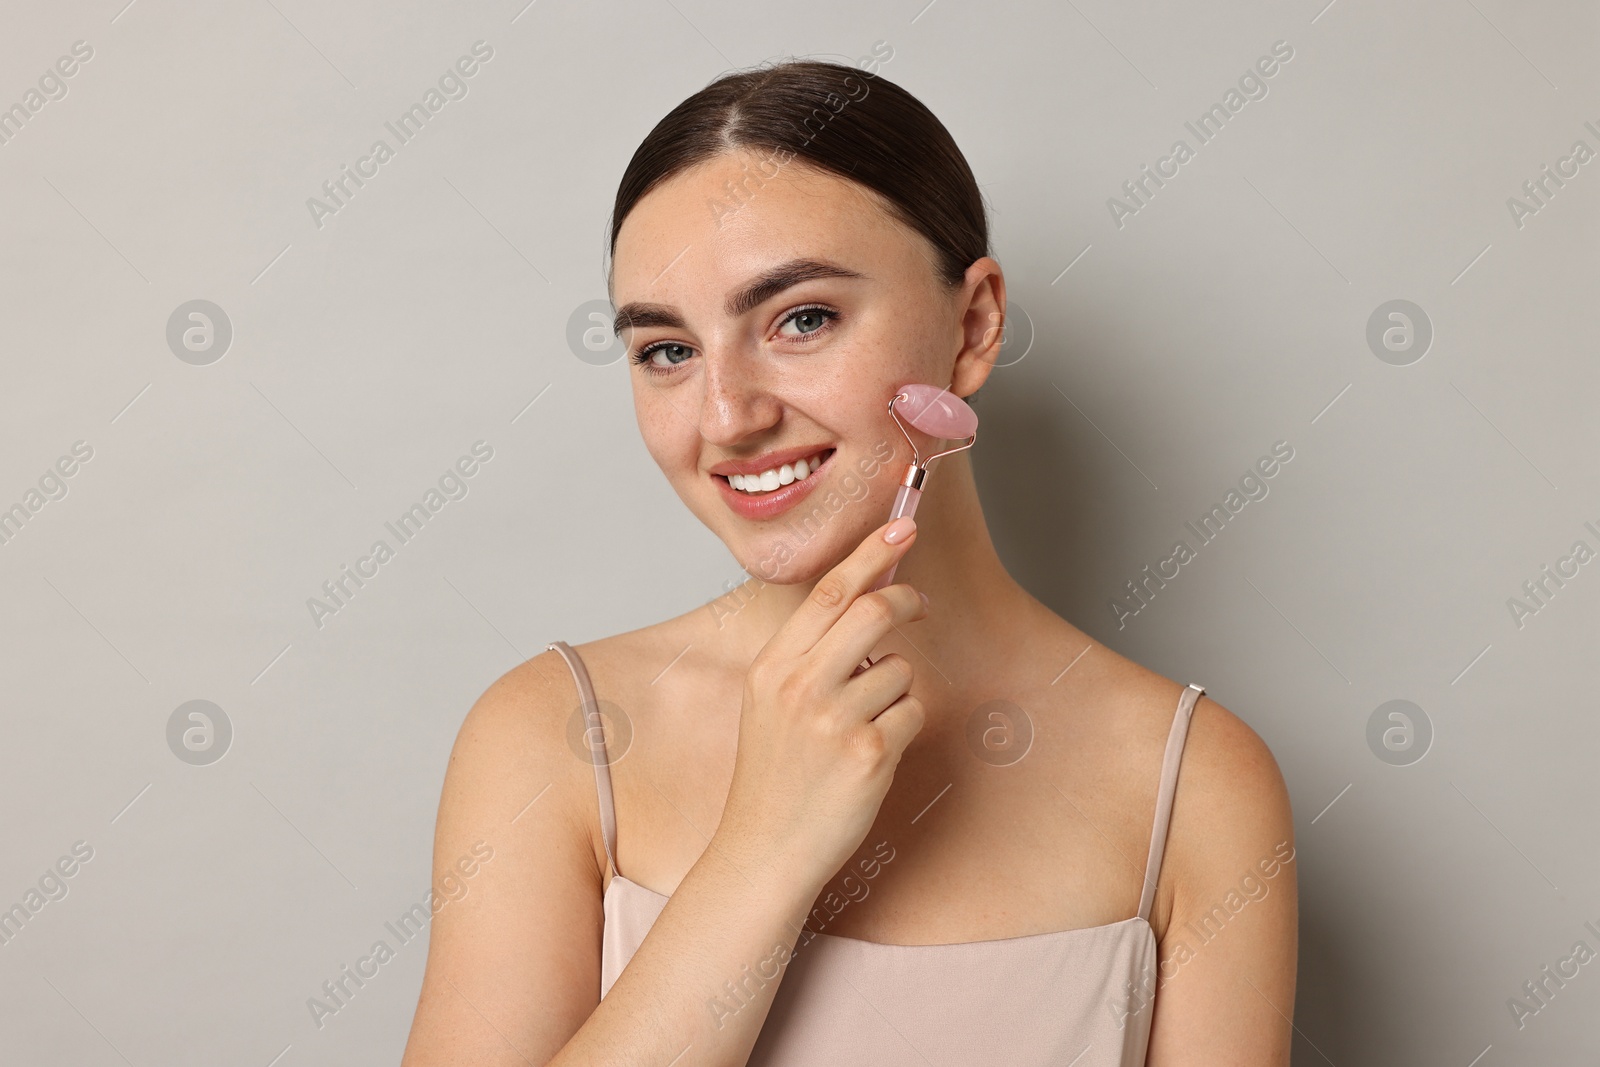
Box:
[1144,695,1299,1065]
[402,519,929,1065]
[398,652,829,1067]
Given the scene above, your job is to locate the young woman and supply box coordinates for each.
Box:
[403,59,1297,1066]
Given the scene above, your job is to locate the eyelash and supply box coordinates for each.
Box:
[629,304,841,377]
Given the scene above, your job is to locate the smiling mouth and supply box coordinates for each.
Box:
[716,448,837,495]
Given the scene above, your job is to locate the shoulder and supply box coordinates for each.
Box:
[1190,690,1289,799]
[1156,681,1296,936]
[433,638,647,916]
[404,645,629,1062]
[466,613,689,746]
[1169,686,1293,864]
[453,646,590,757]
[440,648,595,839]
[446,624,677,787]
[445,619,695,864]
[544,597,718,691]
[1085,645,1290,856]
[1097,670,1299,1056]
[1064,641,1293,931]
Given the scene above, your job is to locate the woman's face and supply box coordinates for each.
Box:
[610,150,997,583]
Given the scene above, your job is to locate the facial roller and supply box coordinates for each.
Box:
[870,384,979,589]
[852,384,979,678]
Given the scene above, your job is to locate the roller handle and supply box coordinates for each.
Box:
[852,481,923,677]
[869,482,922,592]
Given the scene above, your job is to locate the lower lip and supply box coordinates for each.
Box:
[714,450,837,520]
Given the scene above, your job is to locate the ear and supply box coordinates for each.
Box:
[949,257,1006,400]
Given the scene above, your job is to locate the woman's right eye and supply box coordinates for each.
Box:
[632,341,694,375]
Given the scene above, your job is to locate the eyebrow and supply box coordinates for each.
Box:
[612,257,867,337]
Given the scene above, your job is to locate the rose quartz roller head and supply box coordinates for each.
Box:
[870,384,979,591]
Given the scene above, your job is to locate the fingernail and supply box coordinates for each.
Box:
[918,590,930,610]
[884,517,917,544]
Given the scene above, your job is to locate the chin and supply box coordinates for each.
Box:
[734,517,878,586]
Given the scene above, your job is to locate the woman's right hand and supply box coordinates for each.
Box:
[713,516,930,895]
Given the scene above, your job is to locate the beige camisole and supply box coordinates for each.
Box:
[548,639,1205,1066]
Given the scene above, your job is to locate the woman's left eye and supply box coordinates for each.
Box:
[777,305,838,339]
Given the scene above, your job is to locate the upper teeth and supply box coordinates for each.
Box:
[728,451,829,493]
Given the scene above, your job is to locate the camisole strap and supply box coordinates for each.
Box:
[546,640,618,880]
[1137,683,1206,922]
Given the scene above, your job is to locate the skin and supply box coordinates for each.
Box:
[403,149,1297,1064]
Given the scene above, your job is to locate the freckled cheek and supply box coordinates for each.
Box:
[859,315,940,379]
[634,404,699,476]
[804,328,911,393]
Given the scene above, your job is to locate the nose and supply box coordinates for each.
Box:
[697,339,782,448]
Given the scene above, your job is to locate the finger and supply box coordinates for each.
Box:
[811,584,926,678]
[868,692,926,753]
[766,517,918,659]
[841,652,914,722]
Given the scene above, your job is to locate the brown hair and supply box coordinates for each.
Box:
[607,58,990,295]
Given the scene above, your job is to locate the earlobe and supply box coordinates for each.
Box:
[950,341,997,400]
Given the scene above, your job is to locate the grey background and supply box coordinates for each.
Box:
[1,0,1595,1063]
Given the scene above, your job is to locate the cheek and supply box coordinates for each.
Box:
[633,391,693,465]
[858,303,950,388]
[802,319,929,404]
